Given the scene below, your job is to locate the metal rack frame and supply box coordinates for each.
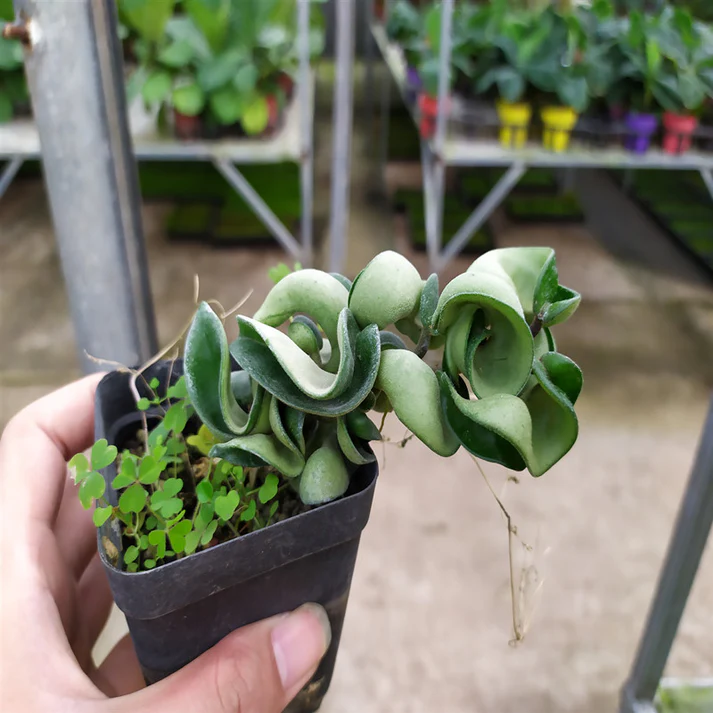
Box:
[0,0,315,266]
[367,0,713,275]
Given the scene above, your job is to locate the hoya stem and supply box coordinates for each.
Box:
[414,328,431,359]
[530,315,543,339]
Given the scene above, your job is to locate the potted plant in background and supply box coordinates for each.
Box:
[474,3,554,149]
[655,8,713,154]
[386,0,425,101]
[124,0,323,141]
[618,9,670,153]
[0,0,28,124]
[72,249,583,712]
[529,7,591,153]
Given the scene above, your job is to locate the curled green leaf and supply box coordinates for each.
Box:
[349,251,424,329]
[185,302,272,440]
[210,433,305,477]
[434,269,534,398]
[337,417,376,465]
[376,350,459,457]
[299,443,350,505]
[236,309,357,401]
[253,269,349,371]
[231,319,381,418]
[439,351,581,476]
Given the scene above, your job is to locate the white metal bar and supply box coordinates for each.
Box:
[435,163,526,273]
[13,0,157,372]
[328,0,356,273]
[433,0,453,160]
[297,0,313,266]
[424,0,454,271]
[420,141,440,266]
[0,156,23,199]
[213,158,302,259]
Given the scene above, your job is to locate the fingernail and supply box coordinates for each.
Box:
[272,603,332,691]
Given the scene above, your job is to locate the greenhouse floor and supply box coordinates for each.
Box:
[3,116,713,713]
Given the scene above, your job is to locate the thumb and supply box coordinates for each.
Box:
[123,603,331,713]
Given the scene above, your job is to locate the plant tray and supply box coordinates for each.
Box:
[505,195,585,224]
[210,209,299,249]
[165,202,219,243]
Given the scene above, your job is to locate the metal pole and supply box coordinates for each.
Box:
[620,396,713,713]
[435,162,526,272]
[364,0,375,139]
[10,0,157,373]
[297,0,313,266]
[213,158,302,259]
[0,155,23,200]
[427,0,454,271]
[421,142,439,266]
[328,0,355,273]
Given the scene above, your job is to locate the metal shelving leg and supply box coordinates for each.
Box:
[328,0,356,273]
[0,156,23,200]
[297,0,313,266]
[699,168,713,202]
[13,0,157,372]
[213,158,302,259]
[424,0,453,271]
[421,142,442,266]
[434,163,526,273]
[619,396,713,713]
[364,0,375,140]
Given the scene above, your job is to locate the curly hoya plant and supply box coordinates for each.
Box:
[71,247,581,572]
[184,247,582,505]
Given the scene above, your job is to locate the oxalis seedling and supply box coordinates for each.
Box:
[71,248,582,611]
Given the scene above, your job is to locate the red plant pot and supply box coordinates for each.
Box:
[266,95,280,135]
[174,111,202,141]
[662,112,698,155]
[277,73,294,102]
[418,93,450,139]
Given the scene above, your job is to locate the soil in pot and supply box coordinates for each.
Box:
[95,363,378,712]
[662,112,698,155]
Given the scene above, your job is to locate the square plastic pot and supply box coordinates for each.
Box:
[94,361,378,712]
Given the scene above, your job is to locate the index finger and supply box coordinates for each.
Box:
[0,374,104,528]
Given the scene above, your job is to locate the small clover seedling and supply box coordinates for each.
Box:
[72,374,286,572]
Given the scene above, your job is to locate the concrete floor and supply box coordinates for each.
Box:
[2,93,713,713]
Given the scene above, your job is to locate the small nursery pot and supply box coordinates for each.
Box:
[418,93,450,139]
[265,94,281,136]
[278,73,295,102]
[540,106,579,153]
[624,112,658,154]
[406,66,422,104]
[496,101,532,149]
[173,111,202,141]
[95,362,378,712]
[662,112,698,155]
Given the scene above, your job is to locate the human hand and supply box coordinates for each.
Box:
[0,375,331,713]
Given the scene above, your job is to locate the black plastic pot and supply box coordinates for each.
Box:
[95,361,378,712]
